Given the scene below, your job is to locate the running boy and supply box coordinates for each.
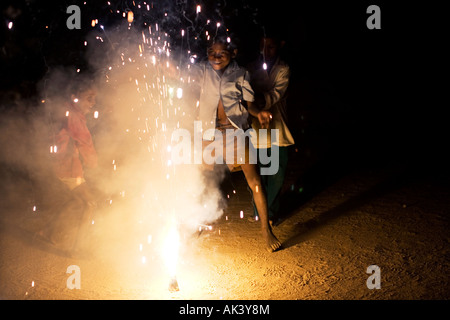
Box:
[37,79,98,252]
[192,37,281,252]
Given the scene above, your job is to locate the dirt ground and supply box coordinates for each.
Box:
[1,147,449,300]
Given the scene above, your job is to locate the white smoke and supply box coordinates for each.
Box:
[0,6,228,288]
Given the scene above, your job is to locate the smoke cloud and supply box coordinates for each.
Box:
[0,7,228,281]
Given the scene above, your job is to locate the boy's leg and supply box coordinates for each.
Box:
[241,162,281,252]
[252,147,288,223]
[201,139,217,171]
[222,127,281,252]
[45,193,85,250]
[250,169,268,220]
[265,146,289,222]
[37,182,73,243]
[39,182,94,252]
[70,183,96,252]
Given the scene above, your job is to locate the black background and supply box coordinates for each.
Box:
[1,0,443,171]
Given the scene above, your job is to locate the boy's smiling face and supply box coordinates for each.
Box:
[207,42,235,72]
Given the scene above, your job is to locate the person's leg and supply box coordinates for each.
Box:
[251,156,268,221]
[222,127,281,252]
[70,183,96,252]
[37,181,72,243]
[39,182,93,252]
[252,147,288,223]
[46,193,85,250]
[265,146,289,222]
[241,162,281,252]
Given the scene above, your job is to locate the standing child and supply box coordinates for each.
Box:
[248,33,295,225]
[193,36,281,252]
[37,79,99,253]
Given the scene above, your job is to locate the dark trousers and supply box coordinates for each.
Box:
[42,181,94,251]
[253,146,289,220]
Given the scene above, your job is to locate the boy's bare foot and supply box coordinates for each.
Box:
[263,229,282,253]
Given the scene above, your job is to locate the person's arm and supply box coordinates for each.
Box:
[68,115,98,169]
[262,66,290,110]
[242,69,272,129]
[247,100,272,129]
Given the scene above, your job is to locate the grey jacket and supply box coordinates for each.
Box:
[192,60,255,140]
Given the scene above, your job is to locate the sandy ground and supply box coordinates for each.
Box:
[1,147,449,300]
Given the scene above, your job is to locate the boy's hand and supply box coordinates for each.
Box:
[257,111,272,129]
[247,100,272,128]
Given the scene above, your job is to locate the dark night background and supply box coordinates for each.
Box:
[0,0,447,186]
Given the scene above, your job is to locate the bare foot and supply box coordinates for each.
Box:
[263,228,282,253]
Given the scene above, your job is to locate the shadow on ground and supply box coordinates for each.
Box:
[280,168,413,249]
